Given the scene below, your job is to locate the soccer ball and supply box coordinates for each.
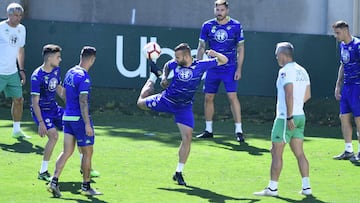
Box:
[143,42,161,61]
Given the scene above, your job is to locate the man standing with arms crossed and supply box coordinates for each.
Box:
[254,42,312,196]
[196,0,245,142]
[332,21,360,162]
[0,3,30,138]
[48,46,101,197]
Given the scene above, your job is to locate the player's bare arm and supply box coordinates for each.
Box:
[160,62,170,88]
[18,47,26,85]
[335,64,344,100]
[304,85,311,103]
[80,93,93,136]
[235,42,245,80]
[196,40,206,60]
[284,83,295,130]
[206,50,228,66]
[31,94,47,137]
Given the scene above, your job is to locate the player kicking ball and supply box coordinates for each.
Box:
[137,43,228,186]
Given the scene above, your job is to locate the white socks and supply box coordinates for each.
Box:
[268,180,278,190]
[205,121,213,133]
[176,163,184,172]
[235,123,243,133]
[302,177,311,189]
[345,143,353,153]
[40,161,49,173]
[13,121,21,133]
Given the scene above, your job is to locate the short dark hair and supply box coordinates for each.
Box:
[42,44,61,58]
[332,20,349,29]
[174,43,191,55]
[215,0,229,8]
[81,46,96,58]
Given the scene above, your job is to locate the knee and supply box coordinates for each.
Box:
[13,97,24,105]
[205,94,214,103]
[137,100,148,110]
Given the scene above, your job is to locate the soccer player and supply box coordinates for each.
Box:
[332,20,360,162]
[254,42,312,196]
[48,46,101,197]
[0,3,30,138]
[137,43,228,186]
[196,0,245,142]
[31,44,64,182]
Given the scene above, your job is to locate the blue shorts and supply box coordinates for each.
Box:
[145,93,194,128]
[340,85,360,117]
[31,106,64,130]
[63,118,95,147]
[203,66,237,93]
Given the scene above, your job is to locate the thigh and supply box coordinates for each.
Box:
[174,105,194,129]
[291,115,306,140]
[222,69,237,93]
[64,120,95,147]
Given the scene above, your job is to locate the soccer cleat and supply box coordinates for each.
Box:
[80,169,101,178]
[253,187,278,196]
[149,60,162,77]
[38,171,51,182]
[236,132,245,142]
[12,131,31,139]
[196,131,214,139]
[81,187,103,196]
[333,151,354,160]
[300,187,312,195]
[349,152,360,163]
[47,181,62,198]
[172,172,186,186]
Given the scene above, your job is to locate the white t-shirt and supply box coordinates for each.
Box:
[276,62,310,119]
[0,20,26,75]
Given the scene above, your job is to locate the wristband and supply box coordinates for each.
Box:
[286,116,293,120]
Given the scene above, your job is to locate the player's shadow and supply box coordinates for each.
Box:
[158,185,260,203]
[275,194,327,203]
[209,138,270,156]
[0,138,43,155]
[51,181,106,203]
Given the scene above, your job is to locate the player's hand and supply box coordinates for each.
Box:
[85,123,94,136]
[160,78,169,89]
[234,69,242,80]
[38,122,47,137]
[19,70,26,86]
[287,119,296,131]
[205,49,217,57]
[334,87,341,100]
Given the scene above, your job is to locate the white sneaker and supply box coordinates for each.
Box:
[300,187,312,195]
[253,187,278,196]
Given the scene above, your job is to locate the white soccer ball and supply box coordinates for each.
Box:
[143,42,161,61]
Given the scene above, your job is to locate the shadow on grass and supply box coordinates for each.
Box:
[0,137,43,155]
[275,194,327,203]
[158,185,260,203]
[201,138,270,156]
[52,181,107,203]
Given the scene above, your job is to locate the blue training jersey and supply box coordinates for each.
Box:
[199,17,244,68]
[30,66,61,112]
[340,37,360,85]
[163,58,218,105]
[63,65,91,119]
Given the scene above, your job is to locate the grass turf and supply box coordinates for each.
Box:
[0,106,359,203]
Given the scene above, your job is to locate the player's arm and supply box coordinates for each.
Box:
[160,62,170,89]
[235,42,245,80]
[334,63,344,100]
[284,83,295,130]
[56,84,66,103]
[196,40,206,60]
[79,93,93,136]
[31,94,47,137]
[18,47,26,85]
[304,85,311,103]
[206,50,228,66]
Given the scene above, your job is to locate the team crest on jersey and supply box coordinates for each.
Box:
[341,49,350,64]
[226,25,231,30]
[48,78,58,92]
[177,68,193,82]
[211,26,217,33]
[214,29,228,43]
[9,34,18,47]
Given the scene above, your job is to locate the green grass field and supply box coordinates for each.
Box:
[0,88,358,203]
[0,104,359,203]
